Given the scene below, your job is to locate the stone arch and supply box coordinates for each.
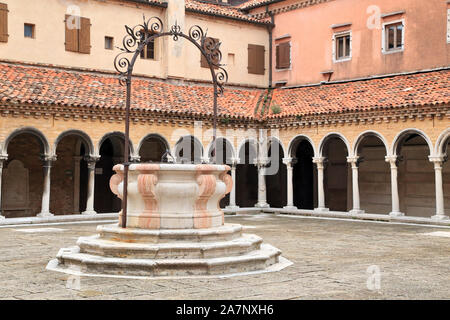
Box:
[53,129,94,157]
[207,137,235,164]
[318,132,351,157]
[173,135,204,163]
[353,130,389,157]
[138,133,170,163]
[96,131,134,157]
[391,128,433,157]
[288,134,317,158]
[3,127,50,156]
[435,128,450,157]
[267,136,286,159]
[237,138,258,164]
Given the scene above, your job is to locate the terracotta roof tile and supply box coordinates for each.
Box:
[0,63,263,119]
[268,70,450,118]
[0,62,448,121]
[238,0,283,10]
[185,0,269,24]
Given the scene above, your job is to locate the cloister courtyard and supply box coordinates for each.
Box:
[1,213,449,300]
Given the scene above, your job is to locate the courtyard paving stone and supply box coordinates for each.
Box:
[0,214,449,299]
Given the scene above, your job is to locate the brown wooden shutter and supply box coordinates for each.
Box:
[79,17,91,54]
[276,42,290,69]
[248,44,265,75]
[201,37,219,69]
[65,14,79,52]
[0,3,8,43]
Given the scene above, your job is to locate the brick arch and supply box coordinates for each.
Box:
[435,128,450,157]
[3,127,50,156]
[353,130,389,157]
[287,134,317,158]
[391,128,433,157]
[53,129,95,157]
[318,132,351,157]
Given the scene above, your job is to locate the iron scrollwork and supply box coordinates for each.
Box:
[114,15,228,95]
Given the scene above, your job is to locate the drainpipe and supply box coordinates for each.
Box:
[266,5,274,88]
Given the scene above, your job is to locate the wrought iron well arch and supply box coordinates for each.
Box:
[114,16,228,228]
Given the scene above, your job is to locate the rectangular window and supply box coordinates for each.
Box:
[64,15,91,54]
[334,32,351,61]
[105,36,113,50]
[383,21,404,52]
[247,44,265,75]
[140,32,156,60]
[276,42,290,69]
[24,24,35,39]
[447,8,450,43]
[201,37,220,68]
[0,3,8,43]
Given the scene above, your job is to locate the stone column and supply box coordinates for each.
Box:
[226,157,239,211]
[130,155,141,163]
[37,155,56,217]
[283,157,296,210]
[347,156,365,214]
[313,157,329,212]
[82,156,100,215]
[0,155,7,219]
[429,156,448,220]
[255,158,269,208]
[73,156,82,214]
[385,155,404,217]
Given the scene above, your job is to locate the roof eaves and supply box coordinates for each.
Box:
[185,7,272,26]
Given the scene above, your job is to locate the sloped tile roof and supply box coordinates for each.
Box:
[185,0,269,24]
[0,62,448,122]
[238,0,283,10]
[268,69,450,118]
[0,63,263,119]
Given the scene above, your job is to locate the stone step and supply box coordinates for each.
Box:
[55,243,281,277]
[97,223,243,243]
[77,234,263,259]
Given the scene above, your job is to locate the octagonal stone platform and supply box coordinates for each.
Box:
[47,164,291,278]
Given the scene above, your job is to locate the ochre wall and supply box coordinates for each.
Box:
[0,0,269,87]
[255,0,450,86]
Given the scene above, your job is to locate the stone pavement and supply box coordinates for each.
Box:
[0,214,449,300]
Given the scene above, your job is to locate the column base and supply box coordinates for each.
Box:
[349,209,365,215]
[431,214,450,221]
[283,206,297,211]
[255,202,270,208]
[389,211,404,217]
[82,210,97,216]
[0,215,5,220]
[37,212,54,218]
[314,207,329,213]
[225,205,239,211]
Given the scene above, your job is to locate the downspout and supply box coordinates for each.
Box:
[266,5,274,88]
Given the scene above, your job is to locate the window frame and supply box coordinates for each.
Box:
[104,36,114,50]
[275,41,291,71]
[382,19,405,54]
[24,23,35,39]
[332,30,352,63]
[140,31,157,60]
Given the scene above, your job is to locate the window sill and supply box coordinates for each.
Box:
[382,48,404,55]
[275,67,291,72]
[333,57,351,63]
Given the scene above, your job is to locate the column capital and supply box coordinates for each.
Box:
[385,155,399,167]
[84,155,101,163]
[347,156,360,168]
[130,155,141,163]
[201,156,210,164]
[256,157,270,168]
[429,155,446,165]
[282,157,297,166]
[312,157,325,164]
[41,155,57,163]
[230,157,240,166]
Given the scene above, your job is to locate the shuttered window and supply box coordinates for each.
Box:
[248,44,265,75]
[201,37,219,69]
[65,15,91,54]
[276,42,290,69]
[0,3,8,43]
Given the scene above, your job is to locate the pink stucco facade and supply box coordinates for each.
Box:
[254,0,450,86]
